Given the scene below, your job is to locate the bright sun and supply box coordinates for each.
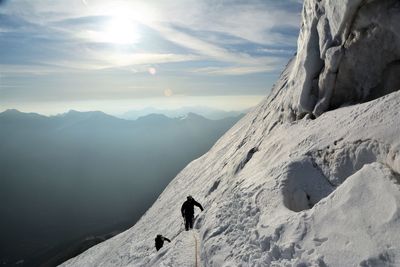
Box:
[85,3,156,45]
[86,9,141,45]
[102,16,140,45]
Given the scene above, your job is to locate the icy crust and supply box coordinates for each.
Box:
[283,0,400,118]
[60,88,400,266]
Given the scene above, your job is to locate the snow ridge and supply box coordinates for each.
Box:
[60,0,400,266]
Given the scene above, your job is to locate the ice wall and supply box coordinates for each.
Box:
[283,0,400,118]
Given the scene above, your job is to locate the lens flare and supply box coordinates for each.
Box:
[164,89,173,97]
[148,67,157,75]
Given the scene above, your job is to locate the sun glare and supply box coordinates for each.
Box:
[103,16,140,44]
[85,15,140,45]
[85,2,157,45]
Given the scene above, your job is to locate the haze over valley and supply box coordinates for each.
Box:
[0,109,242,266]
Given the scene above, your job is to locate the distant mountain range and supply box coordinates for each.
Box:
[0,109,243,266]
[119,106,249,120]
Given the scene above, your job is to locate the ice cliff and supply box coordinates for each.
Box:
[279,0,400,119]
[60,0,400,266]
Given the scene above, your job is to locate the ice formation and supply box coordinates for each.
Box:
[60,0,400,266]
[284,0,400,118]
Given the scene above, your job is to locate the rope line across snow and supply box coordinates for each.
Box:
[193,232,199,267]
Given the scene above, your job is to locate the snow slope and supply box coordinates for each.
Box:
[60,0,400,266]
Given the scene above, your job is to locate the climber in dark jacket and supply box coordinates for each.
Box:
[181,195,204,231]
[155,234,171,251]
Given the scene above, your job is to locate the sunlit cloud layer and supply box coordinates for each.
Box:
[0,0,303,114]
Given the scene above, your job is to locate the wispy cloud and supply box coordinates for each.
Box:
[1,0,302,68]
[191,65,277,76]
[0,64,63,76]
[148,0,301,46]
[90,51,204,69]
[147,22,270,66]
[0,0,302,109]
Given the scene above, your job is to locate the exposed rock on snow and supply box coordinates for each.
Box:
[60,0,400,266]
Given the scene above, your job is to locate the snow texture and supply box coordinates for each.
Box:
[60,0,400,266]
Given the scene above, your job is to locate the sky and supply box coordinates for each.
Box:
[0,0,303,115]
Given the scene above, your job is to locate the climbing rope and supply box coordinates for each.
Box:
[193,232,199,267]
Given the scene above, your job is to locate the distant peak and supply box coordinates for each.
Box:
[67,109,79,114]
[2,109,22,114]
[0,109,44,119]
[66,110,102,115]
[61,110,109,117]
[185,112,207,120]
[136,113,170,121]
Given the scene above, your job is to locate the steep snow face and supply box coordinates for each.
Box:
[60,90,400,267]
[283,0,400,118]
[60,1,400,266]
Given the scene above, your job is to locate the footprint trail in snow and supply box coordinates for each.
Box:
[148,230,200,267]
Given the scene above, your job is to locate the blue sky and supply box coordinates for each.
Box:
[0,0,303,115]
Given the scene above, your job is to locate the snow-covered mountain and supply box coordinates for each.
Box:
[61,0,400,266]
[0,110,241,266]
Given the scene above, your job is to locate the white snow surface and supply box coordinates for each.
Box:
[60,0,400,266]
